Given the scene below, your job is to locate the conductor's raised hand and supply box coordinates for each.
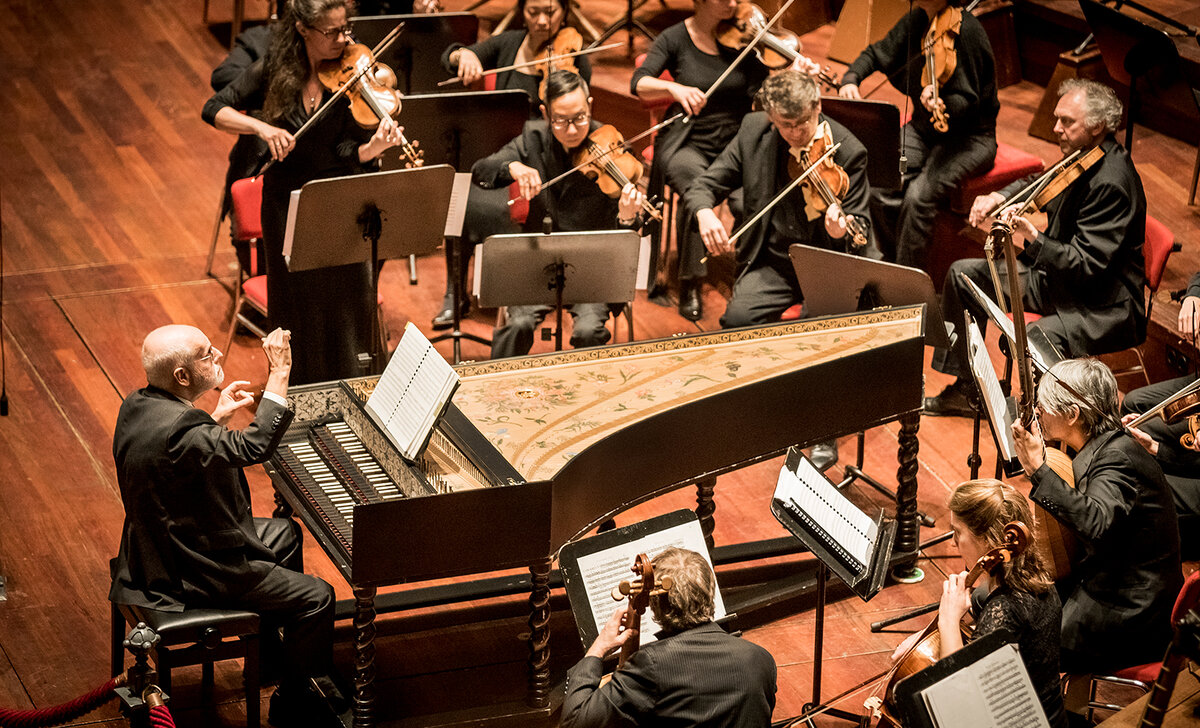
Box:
[212,380,255,426]
[509,161,542,201]
[262,328,292,374]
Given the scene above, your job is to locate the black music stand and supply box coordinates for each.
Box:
[591,0,657,50]
[383,90,532,362]
[350,13,478,94]
[283,165,456,373]
[1080,0,1194,152]
[475,230,641,352]
[821,97,903,191]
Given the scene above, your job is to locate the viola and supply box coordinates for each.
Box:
[922,6,962,132]
[870,522,1031,725]
[572,125,663,221]
[610,554,673,669]
[317,41,424,168]
[714,2,839,88]
[787,126,868,250]
[533,27,583,101]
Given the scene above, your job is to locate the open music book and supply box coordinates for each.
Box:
[770,447,894,600]
[364,322,459,462]
[966,316,1020,475]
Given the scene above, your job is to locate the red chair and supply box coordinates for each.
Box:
[949,142,1045,214]
[1087,568,1200,718]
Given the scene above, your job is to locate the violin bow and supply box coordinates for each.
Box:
[437,42,623,86]
[506,112,684,205]
[257,22,407,176]
[686,0,798,123]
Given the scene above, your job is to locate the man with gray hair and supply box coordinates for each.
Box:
[926,79,1147,417]
[561,547,776,727]
[109,325,341,725]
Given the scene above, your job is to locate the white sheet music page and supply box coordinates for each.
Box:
[922,644,1049,728]
[968,320,1017,462]
[574,521,726,646]
[960,274,1049,372]
[775,455,877,569]
[365,322,459,462]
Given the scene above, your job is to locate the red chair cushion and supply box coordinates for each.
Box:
[230,176,264,241]
[1110,661,1162,684]
[1005,311,1043,324]
[1143,215,1174,292]
[951,143,1044,213]
[243,274,268,307]
[780,303,804,321]
[507,181,529,225]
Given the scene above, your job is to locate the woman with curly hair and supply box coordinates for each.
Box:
[204,0,405,384]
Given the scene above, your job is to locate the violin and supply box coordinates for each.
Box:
[788,126,868,250]
[870,522,1031,725]
[715,2,840,88]
[922,6,962,133]
[316,41,424,168]
[533,27,583,101]
[572,125,663,221]
[610,554,673,669]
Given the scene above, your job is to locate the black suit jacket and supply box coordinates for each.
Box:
[681,112,872,279]
[1030,430,1182,671]
[109,386,294,611]
[561,622,777,728]
[1005,136,1147,356]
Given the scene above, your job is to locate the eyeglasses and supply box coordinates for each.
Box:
[196,346,218,364]
[308,23,353,40]
[549,112,590,130]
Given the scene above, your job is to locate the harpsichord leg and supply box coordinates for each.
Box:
[527,557,552,708]
[892,411,922,579]
[695,476,717,551]
[352,586,378,728]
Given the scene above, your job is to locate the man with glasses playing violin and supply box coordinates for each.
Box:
[473,70,647,359]
[109,325,344,726]
[926,79,1146,417]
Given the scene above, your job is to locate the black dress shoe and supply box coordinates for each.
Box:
[809,440,839,472]
[923,379,978,418]
[678,285,703,322]
[431,303,469,330]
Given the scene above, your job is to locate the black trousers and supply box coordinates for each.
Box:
[871,128,996,270]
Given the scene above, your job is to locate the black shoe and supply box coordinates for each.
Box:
[809,440,839,472]
[431,303,469,330]
[923,379,977,418]
[269,680,346,728]
[678,284,702,322]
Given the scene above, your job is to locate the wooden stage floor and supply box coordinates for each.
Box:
[0,0,1197,726]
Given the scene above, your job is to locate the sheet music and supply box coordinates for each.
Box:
[443,172,472,238]
[365,322,459,462]
[282,188,303,264]
[922,644,1049,728]
[959,274,1049,373]
[773,455,878,571]
[574,521,726,646]
[967,320,1018,463]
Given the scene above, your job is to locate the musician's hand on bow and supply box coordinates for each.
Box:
[1011,417,1046,477]
[891,629,923,661]
[452,48,484,86]
[1179,295,1200,340]
[257,123,296,162]
[509,161,543,201]
[824,202,848,239]
[585,606,633,660]
[968,192,1004,228]
[669,83,707,116]
[212,380,255,426]
[1122,413,1161,457]
[838,83,861,99]
[697,208,733,257]
[618,182,644,223]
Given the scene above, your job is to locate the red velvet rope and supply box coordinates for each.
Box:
[0,675,125,728]
[148,703,177,728]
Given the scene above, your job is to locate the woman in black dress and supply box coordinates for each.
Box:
[203,0,405,384]
[633,0,815,320]
[892,480,1067,727]
[432,0,593,329]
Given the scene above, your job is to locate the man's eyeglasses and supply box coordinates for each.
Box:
[308,23,353,40]
[549,112,590,130]
[196,347,217,364]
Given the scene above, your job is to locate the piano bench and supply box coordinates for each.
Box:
[111,601,262,727]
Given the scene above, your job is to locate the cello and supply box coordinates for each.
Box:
[606,554,673,675]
